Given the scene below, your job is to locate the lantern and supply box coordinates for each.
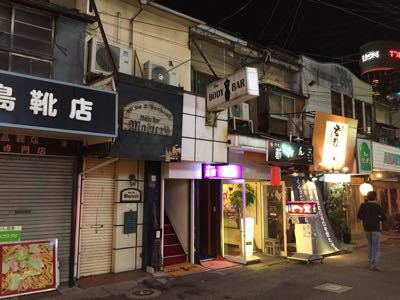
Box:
[271,166,281,186]
[359,182,373,196]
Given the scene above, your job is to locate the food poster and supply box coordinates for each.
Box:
[1,239,58,298]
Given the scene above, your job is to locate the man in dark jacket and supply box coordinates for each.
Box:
[357,191,386,271]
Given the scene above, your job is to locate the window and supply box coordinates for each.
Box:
[269,92,295,136]
[343,95,353,118]
[331,90,342,116]
[0,3,54,78]
[191,68,215,97]
[365,103,373,133]
[354,99,364,133]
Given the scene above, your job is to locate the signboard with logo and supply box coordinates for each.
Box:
[267,140,313,165]
[111,74,183,162]
[286,202,317,215]
[360,41,400,74]
[120,188,142,203]
[312,112,358,172]
[0,239,58,299]
[372,141,400,172]
[202,164,243,179]
[0,226,21,243]
[0,70,116,137]
[206,67,259,112]
[357,138,372,174]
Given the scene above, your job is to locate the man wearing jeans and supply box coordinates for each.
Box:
[357,191,386,271]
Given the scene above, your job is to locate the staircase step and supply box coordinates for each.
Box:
[163,254,186,266]
[164,234,179,245]
[164,244,185,256]
[163,224,174,234]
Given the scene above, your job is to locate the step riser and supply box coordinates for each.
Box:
[163,255,186,266]
[163,225,174,235]
[164,245,185,256]
[164,235,179,245]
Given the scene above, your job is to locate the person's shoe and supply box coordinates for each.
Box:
[369,265,380,271]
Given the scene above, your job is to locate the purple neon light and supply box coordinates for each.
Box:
[203,164,243,179]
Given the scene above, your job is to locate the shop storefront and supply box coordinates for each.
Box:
[371,142,400,230]
[0,70,116,297]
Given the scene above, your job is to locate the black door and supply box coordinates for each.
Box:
[195,180,221,261]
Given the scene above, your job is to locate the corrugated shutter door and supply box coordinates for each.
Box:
[0,155,75,283]
[78,158,115,277]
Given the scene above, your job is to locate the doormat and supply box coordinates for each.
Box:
[163,262,208,277]
[314,283,352,294]
[200,256,240,270]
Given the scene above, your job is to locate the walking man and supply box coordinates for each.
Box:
[357,191,386,271]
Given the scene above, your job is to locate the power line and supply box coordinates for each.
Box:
[257,0,282,40]
[283,0,303,49]
[308,0,400,33]
[215,0,255,26]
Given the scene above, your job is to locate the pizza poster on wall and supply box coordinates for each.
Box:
[0,239,58,298]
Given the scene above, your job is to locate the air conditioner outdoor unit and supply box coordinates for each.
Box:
[88,37,132,75]
[229,103,250,120]
[143,61,180,87]
[287,117,304,140]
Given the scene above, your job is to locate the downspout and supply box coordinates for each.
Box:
[74,157,119,279]
[129,1,146,48]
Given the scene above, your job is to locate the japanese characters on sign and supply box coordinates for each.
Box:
[0,70,116,137]
[267,140,313,165]
[0,133,81,156]
[202,164,243,179]
[0,226,22,243]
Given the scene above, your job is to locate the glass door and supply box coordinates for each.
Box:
[221,180,259,264]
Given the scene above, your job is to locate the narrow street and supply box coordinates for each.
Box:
[35,235,400,300]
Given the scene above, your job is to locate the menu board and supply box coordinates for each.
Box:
[0,239,58,298]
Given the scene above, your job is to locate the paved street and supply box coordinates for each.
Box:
[31,235,400,300]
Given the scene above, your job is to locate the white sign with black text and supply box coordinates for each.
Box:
[206,67,259,112]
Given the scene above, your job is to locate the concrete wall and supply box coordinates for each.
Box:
[112,159,145,273]
[181,93,228,163]
[53,16,86,83]
[164,179,190,253]
[91,0,193,90]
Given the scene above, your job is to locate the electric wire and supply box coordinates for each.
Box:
[282,0,303,49]
[215,0,255,26]
[257,0,282,40]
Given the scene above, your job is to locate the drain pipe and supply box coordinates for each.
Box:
[73,157,119,279]
[129,0,147,48]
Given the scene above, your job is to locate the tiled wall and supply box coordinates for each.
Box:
[181,93,228,163]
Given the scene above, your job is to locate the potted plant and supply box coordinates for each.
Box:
[325,183,351,242]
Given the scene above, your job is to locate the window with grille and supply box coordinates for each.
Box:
[0,2,54,78]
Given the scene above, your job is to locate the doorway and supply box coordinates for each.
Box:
[195,180,221,261]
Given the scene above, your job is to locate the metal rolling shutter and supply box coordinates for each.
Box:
[0,155,75,283]
[78,158,115,277]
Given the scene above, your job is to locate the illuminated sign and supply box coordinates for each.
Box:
[324,174,351,183]
[360,41,400,74]
[312,112,358,172]
[286,201,317,215]
[384,151,400,166]
[362,51,379,62]
[202,164,242,179]
[389,50,400,59]
[267,140,313,165]
[321,121,349,169]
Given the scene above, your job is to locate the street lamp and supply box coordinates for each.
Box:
[359,182,373,196]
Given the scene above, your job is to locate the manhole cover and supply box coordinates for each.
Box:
[125,288,162,299]
[314,283,352,294]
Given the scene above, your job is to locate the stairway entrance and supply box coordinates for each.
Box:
[163,179,190,266]
[163,214,186,266]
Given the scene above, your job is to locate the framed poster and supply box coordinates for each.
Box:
[0,239,58,298]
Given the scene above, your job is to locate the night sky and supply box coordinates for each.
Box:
[156,0,400,74]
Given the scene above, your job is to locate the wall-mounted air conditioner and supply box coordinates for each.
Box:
[287,117,303,139]
[88,37,132,75]
[143,61,180,87]
[229,103,250,120]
